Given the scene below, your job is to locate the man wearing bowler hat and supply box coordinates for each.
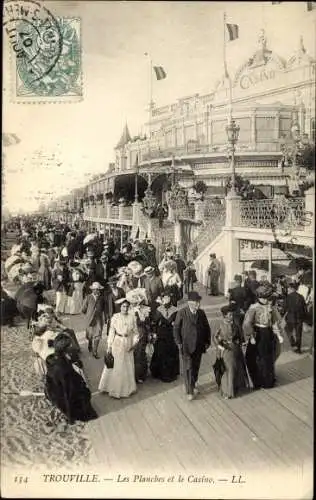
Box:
[173,291,211,400]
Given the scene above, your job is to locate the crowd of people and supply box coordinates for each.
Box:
[1,216,313,427]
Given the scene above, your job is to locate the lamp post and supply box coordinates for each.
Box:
[280,116,310,195]
[225,119,240,196]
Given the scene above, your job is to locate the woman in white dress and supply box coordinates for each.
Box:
[98,298,138,399]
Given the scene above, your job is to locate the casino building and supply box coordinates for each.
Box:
[55,31,315,259]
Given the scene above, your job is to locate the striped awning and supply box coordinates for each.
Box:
[2,133,21,147]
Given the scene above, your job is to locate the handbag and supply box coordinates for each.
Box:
[104,351,114,369]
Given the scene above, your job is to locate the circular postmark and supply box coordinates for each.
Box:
[3,0,63,84]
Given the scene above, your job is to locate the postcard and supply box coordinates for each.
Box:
[1,1,314,498]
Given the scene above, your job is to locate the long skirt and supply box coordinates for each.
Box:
[150,334,180,382]
[211,344,249,398]
[98,336,137,398]
[134,334,148,382]
[66,283,84,315]
[55,291,68,314]
[245,326,277,389]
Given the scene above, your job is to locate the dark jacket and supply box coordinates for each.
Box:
[173,306,211,355]
[104,286,125,319]
[229,285,247,311]
[284,291,307,323]
[52,267,70,293]
[82,293,106,329]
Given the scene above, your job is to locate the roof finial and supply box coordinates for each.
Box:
[299,35,306,54]
[258,29,267,51]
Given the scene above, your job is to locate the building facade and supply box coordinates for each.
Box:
[54,31,315,257]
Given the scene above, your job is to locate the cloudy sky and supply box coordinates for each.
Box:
[3,1,315,213]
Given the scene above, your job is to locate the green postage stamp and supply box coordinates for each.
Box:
[3,0,82,102]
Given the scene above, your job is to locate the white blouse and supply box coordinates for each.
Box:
[108,312,139,349]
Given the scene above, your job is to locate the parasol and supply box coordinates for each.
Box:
[7,263,23,282]
[83,233,97,246]
[4,254,24,272]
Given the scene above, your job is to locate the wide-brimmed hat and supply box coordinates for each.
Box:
[144,266,155,275]
[256,284,274,299]
[90,281,104,290]
[127,261,143,277]
[187,291,202,302]
[126,288,147,305]
[115,297,130,305]
[221,303,237,315]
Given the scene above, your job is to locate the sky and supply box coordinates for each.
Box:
[3,1,315,214]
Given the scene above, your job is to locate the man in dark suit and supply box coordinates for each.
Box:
[284,282,307,354]
[173,291,211,400]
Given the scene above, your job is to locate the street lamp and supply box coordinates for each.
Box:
[280,115,311,195]
[226,119,240,196]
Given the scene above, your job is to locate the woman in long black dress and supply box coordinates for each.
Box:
[243,284,284,389]
[45,333,97,424]
[150,292,180,382]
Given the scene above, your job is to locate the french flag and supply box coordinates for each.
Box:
[153,66,167,81]
[226,23,239,41]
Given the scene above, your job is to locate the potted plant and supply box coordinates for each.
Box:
[193,180,207,200]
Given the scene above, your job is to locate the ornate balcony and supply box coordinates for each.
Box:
[239,198,309,231]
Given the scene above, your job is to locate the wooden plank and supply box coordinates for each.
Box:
[152,391,212,471]
[228,387,313,465]
[174,389,269,470]
[194,392,284,469]
[137,396,188,472]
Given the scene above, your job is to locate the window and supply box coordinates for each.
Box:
[176,127,183,146]
[165,129,173,148]
[279,117,292,139]
[184,124,195,143]
[236,117,251,143]
[212,120,227,145]
[197,122,205,144]
[256,117,276,143]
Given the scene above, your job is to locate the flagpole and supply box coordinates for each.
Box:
[223,12,232,121]
[145,52,153,164]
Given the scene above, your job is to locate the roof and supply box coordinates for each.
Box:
[115,123,131,149]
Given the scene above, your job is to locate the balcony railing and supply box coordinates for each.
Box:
[239,198,308,231]
[83,203,133,222]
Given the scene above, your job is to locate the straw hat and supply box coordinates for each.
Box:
[127,260,143,277]
[90,282,104,290]
[125,288,147,305]
[144,266,155,275]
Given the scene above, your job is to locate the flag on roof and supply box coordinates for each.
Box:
[153,66,167,80]
[226,23,239,41]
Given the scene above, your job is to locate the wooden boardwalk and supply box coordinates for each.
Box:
[87,352,313,474]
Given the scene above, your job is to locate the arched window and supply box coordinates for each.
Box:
[311,118,315,143]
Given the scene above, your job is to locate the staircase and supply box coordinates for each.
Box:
[132,211,174,261]
[187,203,226,259]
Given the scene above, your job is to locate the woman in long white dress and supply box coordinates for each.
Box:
[98,298,138,399]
